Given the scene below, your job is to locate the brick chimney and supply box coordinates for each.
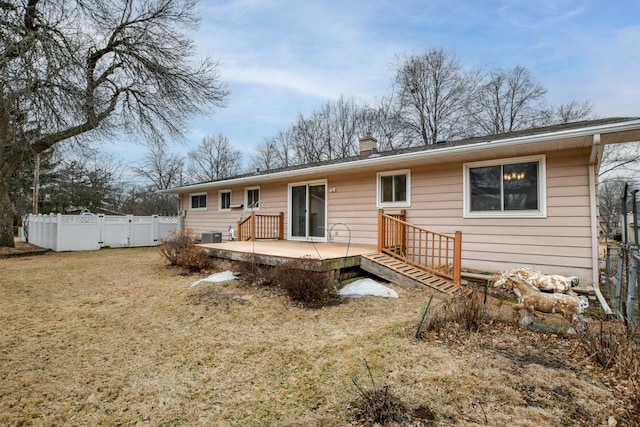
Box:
[359,133,378,157]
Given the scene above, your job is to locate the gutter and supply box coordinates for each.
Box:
[163,118,640,194]
[588,133,614,316]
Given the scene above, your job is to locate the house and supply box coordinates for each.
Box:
[164,117,640,287]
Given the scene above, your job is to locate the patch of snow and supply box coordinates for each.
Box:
[190,270,237,287]
[338,278,398,298]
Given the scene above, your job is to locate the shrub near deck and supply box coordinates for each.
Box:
[0,247,629,426]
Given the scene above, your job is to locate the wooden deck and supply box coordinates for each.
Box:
[199,240,469,296]
[198,240,377,270]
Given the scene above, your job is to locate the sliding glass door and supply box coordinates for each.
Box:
[289,181,327,241]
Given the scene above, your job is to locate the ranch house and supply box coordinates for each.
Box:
[164,117,640,292]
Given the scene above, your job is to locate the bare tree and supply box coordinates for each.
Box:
[251,129,297,171]
[599,180,627,239]
[359,93,412,151]
[251,138,279,172]
[328,96,361,158]
[552,100,595,124]
[599,142,640,180]
[253,48,599,174]
[468,65,547,135]
[258,96,370,167]
[0,0,227,247]
[187,134,242,182]
[130,142,184,215]
[132,142,185,191]
[291,111,333,164]
[394,48,471,145]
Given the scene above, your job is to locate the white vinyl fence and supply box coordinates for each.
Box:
[26,214,179,252]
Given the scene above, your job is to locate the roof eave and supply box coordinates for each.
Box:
[162,118,640,194]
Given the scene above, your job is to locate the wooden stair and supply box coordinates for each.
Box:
[361,253,471,296]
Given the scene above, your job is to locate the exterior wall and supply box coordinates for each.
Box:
[181,183,288,240]
[182,147,595,283]
[325,172,378,245]
[406,148,592,281]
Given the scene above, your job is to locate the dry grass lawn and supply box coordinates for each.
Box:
[0,247,630,426]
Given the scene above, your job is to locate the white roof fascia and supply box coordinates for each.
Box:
[164,119,640,194]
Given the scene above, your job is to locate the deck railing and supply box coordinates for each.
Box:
[237,211,284,241]
[377,209,462,284]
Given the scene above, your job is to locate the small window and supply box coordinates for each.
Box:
[190,193,207,210]
[245,187,260,210]
[464,155,546,218]
[377,170,411,208]
[219,190,231,211]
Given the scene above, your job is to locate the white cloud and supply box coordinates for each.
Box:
[497,0,587,30]
[156,0,640,165]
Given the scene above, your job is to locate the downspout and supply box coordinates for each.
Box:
[589,133,613,315]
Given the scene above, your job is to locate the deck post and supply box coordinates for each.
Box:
[250,211,256,241]
[237,220,242,241]
[377,209,384,252]
[400,209,407,255]
[453,231,462,285]
[278,212,284,240]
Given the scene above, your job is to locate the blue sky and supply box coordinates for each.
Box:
[108,0,640,175]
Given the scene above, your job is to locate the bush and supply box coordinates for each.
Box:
[576,320,639,376]
[351,361,436,426]
[351,382,410,426]
[272,257,335,307]
[577,321,640,426]
[159,228,212,272]
[159,228,194,265]
[236,254,277,287]
[417,293,484,338]
[175,244,212,272]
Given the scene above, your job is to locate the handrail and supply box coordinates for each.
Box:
[378,209,462,284]
[237,212,284,241]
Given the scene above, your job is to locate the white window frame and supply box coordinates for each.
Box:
[463,154,547,218]
[218,189,232,212]
[376,169,411,208]
[244,186,261,211]
[189,192,208,211]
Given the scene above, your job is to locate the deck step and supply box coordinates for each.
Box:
[360,253,471,296]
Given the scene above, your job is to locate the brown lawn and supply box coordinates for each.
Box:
[0,247,631,426]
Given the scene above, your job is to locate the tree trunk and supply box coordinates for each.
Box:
[0,175,16,247]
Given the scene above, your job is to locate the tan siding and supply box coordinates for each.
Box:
[464,242,592,258]
[327,173,378,245]
[182,185,288,240]
[181,147,596,282]
[547,195,590,207]
[404,149,595,282]
[547,186,589,197]
[463,249,593,268]
[463,233,591,247]
[461,225,591,237]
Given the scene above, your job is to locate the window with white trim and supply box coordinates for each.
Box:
[245,187,260,210]
[464,155,546,218]
[190,193,207,210]
[219,190,231,211]
[377,170,411,208]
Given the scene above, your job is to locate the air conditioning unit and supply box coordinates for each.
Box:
[201,232,222,244]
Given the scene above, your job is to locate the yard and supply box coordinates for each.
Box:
[0,246,634,426]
